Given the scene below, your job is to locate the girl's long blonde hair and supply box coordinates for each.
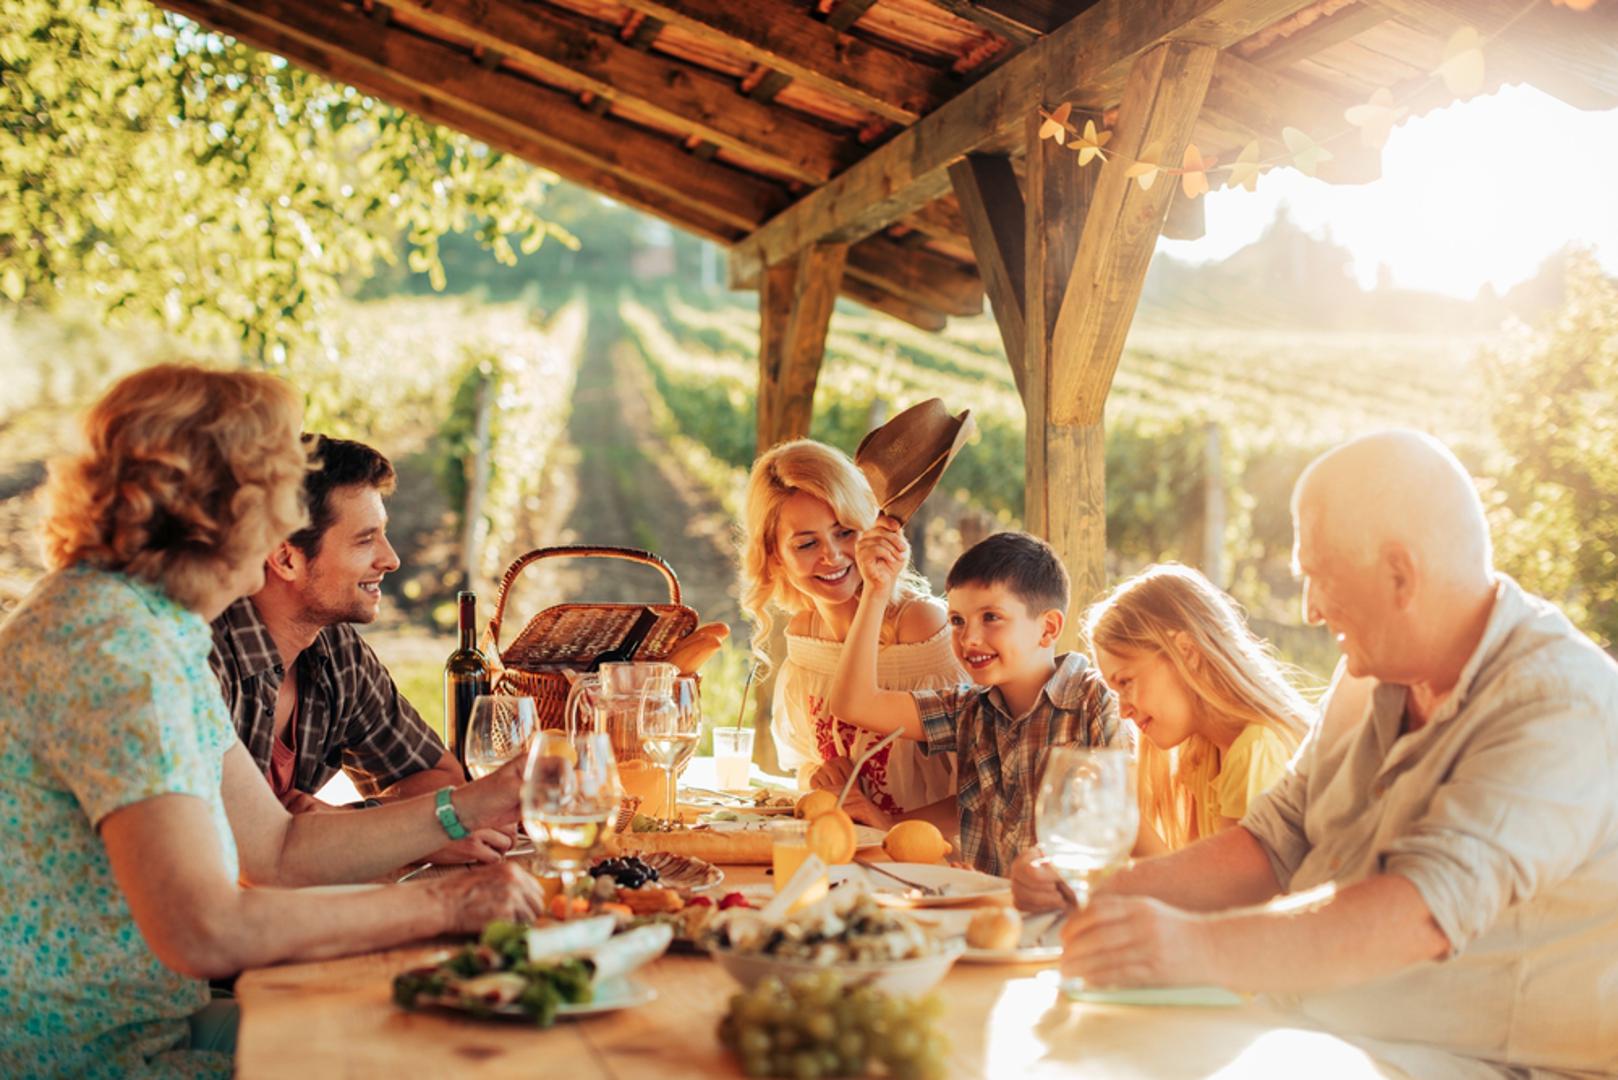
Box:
[1085,564,1312,851]
[739,439,930,676]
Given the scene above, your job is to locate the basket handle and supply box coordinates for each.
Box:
[487,545,685,654]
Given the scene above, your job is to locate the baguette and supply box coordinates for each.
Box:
[610,827,773,864]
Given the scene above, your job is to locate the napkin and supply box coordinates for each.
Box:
[1064,984,1244,1007]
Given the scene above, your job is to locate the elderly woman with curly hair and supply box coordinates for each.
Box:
[0,364,545,1079]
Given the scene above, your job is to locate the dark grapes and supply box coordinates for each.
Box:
[588,855,663,889]
[717,973,947,1079]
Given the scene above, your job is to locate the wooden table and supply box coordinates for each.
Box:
[236,867,1405,1078]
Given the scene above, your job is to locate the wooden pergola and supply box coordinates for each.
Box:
[159,0,1617,631]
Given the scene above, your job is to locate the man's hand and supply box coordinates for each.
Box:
[1010,847,1067,912]
[810,757,892,829]
[854,517,907,599]
[432,862,549,934]
[1059,895,1215,988]
[424,825,518,866]
[280,789,336,814]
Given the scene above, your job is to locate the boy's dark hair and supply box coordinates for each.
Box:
[946,531,1070,615]
[288,435,395,558]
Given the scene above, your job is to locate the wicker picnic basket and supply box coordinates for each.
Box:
[485,545,699,755]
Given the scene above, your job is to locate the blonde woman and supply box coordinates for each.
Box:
[741,440,959,829]
[0,364,543,1078]
[1086,564,1311,854]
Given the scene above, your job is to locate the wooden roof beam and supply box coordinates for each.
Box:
[948,154,1027,396]
[1376,0,1618,110]
[383,0,849,185]
[843,240,984,317]
[728,0,1324,285]
[613,0,954,124]
[1204,52,1382,184]
[175,0,789,232]
[161,0,751,244]
[837,277,949,332]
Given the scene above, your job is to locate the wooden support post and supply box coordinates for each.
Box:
[1021,110,1101,650]
[949,154,1028,400]
[755,243,848,454]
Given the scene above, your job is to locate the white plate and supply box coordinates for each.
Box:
[430,977,657,1021]
[911,908,1064,964]
[831,863,1012,908]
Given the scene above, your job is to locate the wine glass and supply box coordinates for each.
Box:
[637,674,701,826]
[521,730,622,895]
[463,695,537,780]
[1035,747,1137,908]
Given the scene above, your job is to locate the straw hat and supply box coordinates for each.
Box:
[854,399,975,524]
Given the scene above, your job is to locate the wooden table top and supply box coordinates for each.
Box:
[235,866,1404,1079]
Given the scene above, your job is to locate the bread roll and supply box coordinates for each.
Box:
[966,908,1023,951]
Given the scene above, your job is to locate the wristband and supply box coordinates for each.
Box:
[434,787,469,841]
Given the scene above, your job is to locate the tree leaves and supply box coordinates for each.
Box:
[0,0,562,359]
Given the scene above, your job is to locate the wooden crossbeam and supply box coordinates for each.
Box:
[842,240,983,317]
[838,277,948,332]
[1246,1,1393,68]
[1203,52,1381,184]
[823,0,881,34]
[1049,41,1219,426]
[728,0,1323,284]
[613,0,951,124]
[948,154,1027,397]
[757,244,849,451]
[176,0,789,233]
[161,0,751,245]
[384,0,850,184]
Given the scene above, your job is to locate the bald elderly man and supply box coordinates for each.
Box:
[1034,430,1618,1077]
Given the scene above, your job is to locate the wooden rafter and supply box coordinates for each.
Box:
[1049,41,1220,426]
[1244,1,1394,68]
[384,0,851,185]
[948,154,1027,396]
[842,240,984,317]
[613,0,952,124]
[1202,52,1381,184]
[178,0,789,232]
[837,277,948,332]
[161,0,751,244]
[727,0,1324,283]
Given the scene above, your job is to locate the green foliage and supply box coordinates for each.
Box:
[1484,251,1618,649]
[1,0,568,356]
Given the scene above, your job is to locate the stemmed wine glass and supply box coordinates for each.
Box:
[637,674,701,826]
[1035,747,1137,990]
[521,730,622,895]
[463,695,537,780]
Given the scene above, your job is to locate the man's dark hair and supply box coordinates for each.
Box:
[946,531,1070,615]
[288,435,395,557]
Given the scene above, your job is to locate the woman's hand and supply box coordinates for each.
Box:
[854,517,908,599]
[1010,846,1067,912]
[432,862,549,935]
[810,756,893,829]
[1059,894,1214,988]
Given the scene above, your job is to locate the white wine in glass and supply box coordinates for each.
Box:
[464,695,537,780]
[637,675,700,826]
[521,731,621,892]
[1035,747,1137,993]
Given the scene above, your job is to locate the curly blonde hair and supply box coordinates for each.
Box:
[40,362,309,612]
[739,439,931,676]
[1086,564,1312,851]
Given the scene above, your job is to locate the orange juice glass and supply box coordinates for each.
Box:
[769,819,828,909]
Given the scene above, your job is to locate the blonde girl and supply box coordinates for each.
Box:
[740,439,959,827]
[1086,563,1311,854]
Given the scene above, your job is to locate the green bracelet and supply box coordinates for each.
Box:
[434,787,469,841]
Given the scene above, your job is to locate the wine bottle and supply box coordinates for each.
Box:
[443,590,490,774]
[588,606,659,671]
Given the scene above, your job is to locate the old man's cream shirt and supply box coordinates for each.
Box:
[1242,576,1618,1076]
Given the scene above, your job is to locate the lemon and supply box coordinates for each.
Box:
[883,820,951,864]
[795,789,838,820]
[806,808,858,865]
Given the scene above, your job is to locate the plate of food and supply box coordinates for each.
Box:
[914,908,1064,964]
[704,887,965,994]
[393,919,671,1026]
[830,863,1013,909]
[581,854,755,950]
[681,787,797,815]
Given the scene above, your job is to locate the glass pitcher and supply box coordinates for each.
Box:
[564,661,677,812]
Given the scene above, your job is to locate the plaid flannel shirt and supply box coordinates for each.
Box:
[915,652,1122,876]
[209,597,446,798]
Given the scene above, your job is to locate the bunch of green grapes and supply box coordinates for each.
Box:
[717,972,948,1080]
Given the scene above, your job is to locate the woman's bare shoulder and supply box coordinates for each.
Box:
[893,595,948,644]
[787,609,816,636]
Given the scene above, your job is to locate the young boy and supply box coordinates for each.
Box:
[829,526,1122,876]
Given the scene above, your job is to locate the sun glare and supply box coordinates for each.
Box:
[1160,86,1618,299]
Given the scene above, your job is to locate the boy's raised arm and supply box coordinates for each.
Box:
[827,521,924,740]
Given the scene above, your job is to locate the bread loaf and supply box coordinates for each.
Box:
[610,827,772,864]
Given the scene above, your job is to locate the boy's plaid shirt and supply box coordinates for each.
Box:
[914,652,1122,877]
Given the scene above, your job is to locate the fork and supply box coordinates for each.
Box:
[854,856,946,897]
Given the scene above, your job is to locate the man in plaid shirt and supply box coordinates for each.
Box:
[210,435,512,864]
[831,529,1123,876]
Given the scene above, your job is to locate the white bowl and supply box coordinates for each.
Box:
[709,940,965,996]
